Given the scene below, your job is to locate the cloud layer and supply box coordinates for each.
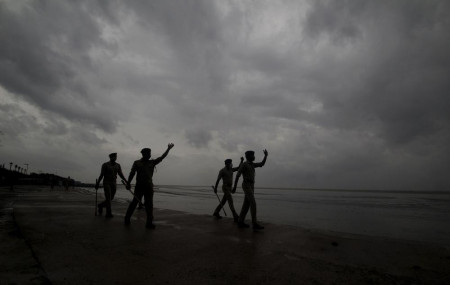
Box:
[1,0,450,190]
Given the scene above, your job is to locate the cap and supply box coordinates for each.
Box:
[245,151,254,157]
[224,159,232,164]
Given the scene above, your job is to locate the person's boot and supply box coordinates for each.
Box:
[213,212,222,219]
[233,215,239,223]
[238,221,250,228]
[124,217,131,225]
[252,223,264,231]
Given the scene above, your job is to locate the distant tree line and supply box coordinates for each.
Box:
[0,166,76,188]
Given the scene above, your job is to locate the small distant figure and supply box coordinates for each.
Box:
[95,153,127,218]
[212,157,244,222]
[233,149,268,231]
[124,143,175,229]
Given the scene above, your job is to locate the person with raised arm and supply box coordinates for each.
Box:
[232,149,268,230]
[124,143,174,229]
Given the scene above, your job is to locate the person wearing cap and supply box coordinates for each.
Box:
[95,153,127,218]
[212,157,244,221]
[124,143,175,229]
[232,149,268,230]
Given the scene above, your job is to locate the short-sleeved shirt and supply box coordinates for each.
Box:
[237,161,264,184]
[130,157,163,186]
[218,167,234,186]
[101,162,122,185]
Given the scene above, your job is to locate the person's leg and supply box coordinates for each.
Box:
[213,200,223,217]
[103,184,113,217]
[246,185,263,230]
[138,188,145,209]
[111,184,117,200]
[106,184,117,217]
[225,193,239,221]
[144,189,154,228]
[238,195,250,225]
[98,184,109,214]
[238,183,256,228]
[213,188,228,217]
[246,190,257,224]
[221,194,228,207]
[124,187,144,224]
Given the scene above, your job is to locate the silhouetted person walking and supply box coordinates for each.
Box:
[95,153,127,218]
[233,149,268,230]
[213,157,243,222]
[124,143,174,229]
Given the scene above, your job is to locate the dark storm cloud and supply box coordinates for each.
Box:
[0,96,105,146]
[0,0,123,132]
[185,128,213,148]
[0,101,40,137]
[199,0,450,189]
[304,0,365,42]
[302,0,450,146]
[127,0,450,188]
[122,0,235,144]
[1,0,449,189]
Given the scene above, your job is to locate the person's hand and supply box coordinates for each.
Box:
[126,183,131,190]
[263,149,268,156]
[168,143,174,149]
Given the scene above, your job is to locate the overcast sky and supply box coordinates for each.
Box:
[1,0,450,190]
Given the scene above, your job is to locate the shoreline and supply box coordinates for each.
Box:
[80,184,450,247]
[1,185,450,284]
[80,186,450,248]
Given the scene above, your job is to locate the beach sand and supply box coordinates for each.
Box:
[1,185,449,284]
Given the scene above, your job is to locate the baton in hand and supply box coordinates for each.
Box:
[211,186,227,216]
[121,180,144,205]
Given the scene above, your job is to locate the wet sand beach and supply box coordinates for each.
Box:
[1,185,449,284]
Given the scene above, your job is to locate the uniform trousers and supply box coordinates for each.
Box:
[125,184,154,222]
[238,182,258,224]
[99,183,117,214]
[214,185,239,218]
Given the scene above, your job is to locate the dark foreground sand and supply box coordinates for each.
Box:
[1,186,449,284]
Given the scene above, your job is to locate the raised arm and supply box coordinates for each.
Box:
[232,157,244,172]
[253,149,268,168]
[154,143,175,164]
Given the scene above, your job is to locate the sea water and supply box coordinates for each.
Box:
[83,185,450,245]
